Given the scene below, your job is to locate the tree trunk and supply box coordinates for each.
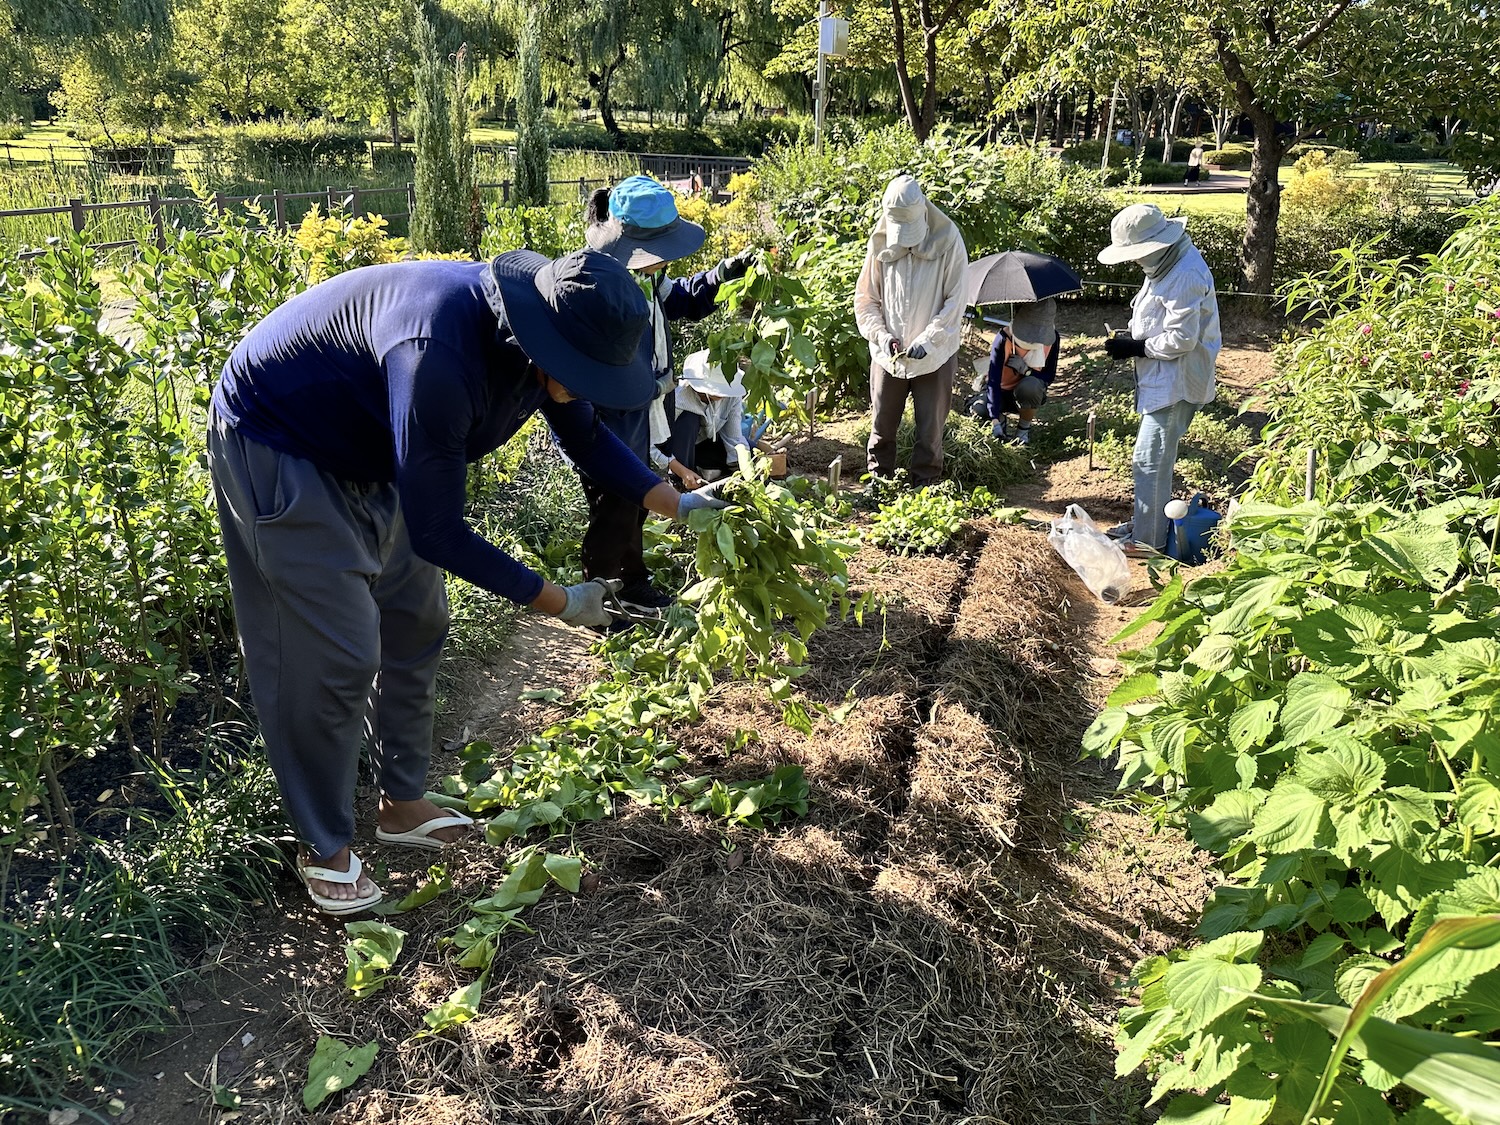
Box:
[1242,108,1286,294]
[388,96,401,150]
[890,0,925,139]
[1162,87,1188,163]
[1084,89,1095,139]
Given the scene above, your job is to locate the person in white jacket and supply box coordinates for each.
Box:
[1099,203,1221,554]
[854,174,968,486]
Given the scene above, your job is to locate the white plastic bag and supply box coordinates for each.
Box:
[1048,504,1131,604]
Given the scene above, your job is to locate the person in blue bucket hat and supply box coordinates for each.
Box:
[580,174,758,619]
[207,248,729,917]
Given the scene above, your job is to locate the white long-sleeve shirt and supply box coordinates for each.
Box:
[1128,242,1221,414]
[853,201,968,380]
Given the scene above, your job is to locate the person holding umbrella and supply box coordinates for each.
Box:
[1098,203,1220,555]
[964,250,1081,447]
[208,249,729,916]
[973,298,1059,446]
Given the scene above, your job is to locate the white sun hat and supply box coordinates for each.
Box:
[680,349,746,399]
[881,174,929,248]
[1097,203,1188,264]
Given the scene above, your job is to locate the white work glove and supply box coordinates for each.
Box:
[676,481,732,519]
[654,370,675,397]
[557,578,622,629]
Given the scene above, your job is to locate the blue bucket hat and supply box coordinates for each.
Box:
[485,248,655,411]
[584,174,706,269]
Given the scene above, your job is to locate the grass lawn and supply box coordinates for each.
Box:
[0,122,89,167]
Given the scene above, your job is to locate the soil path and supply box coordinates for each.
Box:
[101,304,1276,1125]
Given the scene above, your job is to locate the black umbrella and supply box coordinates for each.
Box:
[966,250,1082,306]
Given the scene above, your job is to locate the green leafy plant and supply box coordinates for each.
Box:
[303,1036,379,1111]
[689,764,810,829]
[867,483,1015,555]
[1087,499,1500,1122]
[344,921,406,999]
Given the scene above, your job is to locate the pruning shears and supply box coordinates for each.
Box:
[593,578,669,629]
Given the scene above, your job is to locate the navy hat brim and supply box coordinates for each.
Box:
[489,250,655,411]
[585,214,707,269]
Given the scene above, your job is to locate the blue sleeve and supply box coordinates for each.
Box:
[984,331,1006,419]
[660,268,723,322]
[544,399,660,504]
[387,339,546,606]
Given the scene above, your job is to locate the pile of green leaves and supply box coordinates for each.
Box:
[1085,498,1500,1122]
[867,484,1016,555]
[668,454,868,686]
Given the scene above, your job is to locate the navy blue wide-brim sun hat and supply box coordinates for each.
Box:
[585,174,706,269]
[487,248,655,411]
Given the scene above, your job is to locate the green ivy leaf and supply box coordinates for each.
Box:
[421,978,483,1033]
[344,921,406,999]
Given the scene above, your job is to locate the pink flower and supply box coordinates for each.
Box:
[1423,351,1434,360]
[1359,323,1373,336]
[1458,380,1470,396]
[1446,282,1456,292]
[1359,355,1370,366]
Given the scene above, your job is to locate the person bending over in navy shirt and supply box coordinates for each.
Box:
[208,249,727,917]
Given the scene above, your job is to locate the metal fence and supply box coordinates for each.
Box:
[0,167,744,261]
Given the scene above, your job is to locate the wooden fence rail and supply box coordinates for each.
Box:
[0,173,736,261]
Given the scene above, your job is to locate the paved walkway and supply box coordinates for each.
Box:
[1139,171,1250,195]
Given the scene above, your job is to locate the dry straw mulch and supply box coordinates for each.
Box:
[305,525,1213,1125]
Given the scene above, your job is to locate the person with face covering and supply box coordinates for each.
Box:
[854,174,969,486]
[972,297,1060,447]
[581,175,757,618]
[1098,204,1221,554]
[207,249,729,917]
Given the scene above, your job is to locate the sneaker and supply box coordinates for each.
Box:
[1105,521,1133,541]
[1012,424,1032,447]
[616,580,674,614]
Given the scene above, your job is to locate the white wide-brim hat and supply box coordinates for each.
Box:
[882,174,929,247]
[1097,203,1188,264]
[680,350,746,399]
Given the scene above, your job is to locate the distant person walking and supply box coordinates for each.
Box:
[854,173,968,486]
[1184,143,1205,184]
[1098,204,1221,555]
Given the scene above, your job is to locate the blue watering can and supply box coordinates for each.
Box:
[1164,493,1221,565]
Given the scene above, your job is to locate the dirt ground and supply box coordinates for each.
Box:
[92,305,1277,1125]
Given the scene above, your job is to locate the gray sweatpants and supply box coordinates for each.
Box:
[207,412,448,859]
[867,355,956,485]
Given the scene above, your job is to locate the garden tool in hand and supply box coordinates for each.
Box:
[595,578,671,630]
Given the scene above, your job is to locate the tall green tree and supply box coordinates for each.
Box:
[513,3,549,206]
[994,0,1489,294]
[174,0,294,120]
[410,7,465,252]
[284,0,418,145]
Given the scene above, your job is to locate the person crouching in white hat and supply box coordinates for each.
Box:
[1098,204,1221,556]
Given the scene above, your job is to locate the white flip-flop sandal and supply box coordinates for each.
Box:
[375,813,476,851]
[297,850,383,916]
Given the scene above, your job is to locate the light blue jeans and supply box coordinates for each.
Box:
[1133,399,1199,550]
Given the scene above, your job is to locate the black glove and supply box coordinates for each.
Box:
[906,342,927,361]
[716,250,757,282]
[1104,335,1147,360]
